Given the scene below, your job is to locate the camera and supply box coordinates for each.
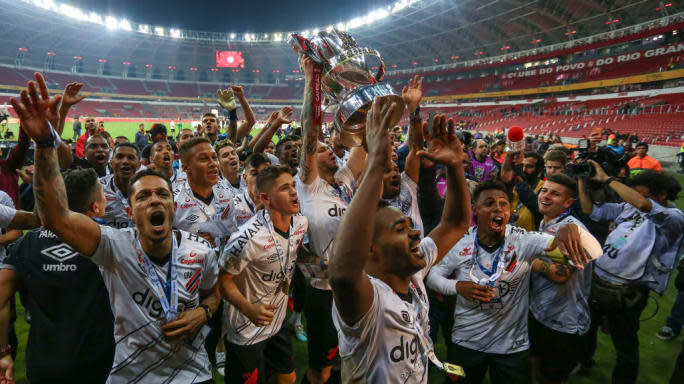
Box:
[565,144,626,178]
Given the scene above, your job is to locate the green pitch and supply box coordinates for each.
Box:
[4,123,684,383]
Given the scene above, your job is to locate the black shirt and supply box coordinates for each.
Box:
[4,228,114,383]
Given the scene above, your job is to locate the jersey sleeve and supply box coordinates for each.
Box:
[0,192,16,229]
[1,234,26,270]
[425,247,461,295]
[220,227,254,275]
[333,280,381,351]
[646,200,684,230]
[91,225,125,270]
[519,231,555,261]
[590,202,625,222]
[415,236,438,280]
[200,248,219,291]
[266,153,280,165]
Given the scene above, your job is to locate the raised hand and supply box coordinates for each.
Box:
[230,85,245,99]
[401,75,424,114]
[365,97,398,171]
[61,82,86,107]
[9,72,56,142]
[417,114,463,169]
[275,106,294,125]
[299,56,317,82]
[216,89,236,111]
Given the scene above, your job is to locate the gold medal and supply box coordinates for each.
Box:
[279,279,290,295]
[444,362,465,377]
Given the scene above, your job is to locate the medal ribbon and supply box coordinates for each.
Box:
[261,211,293,290]
[470,228,507,287]
[136,234,179,322]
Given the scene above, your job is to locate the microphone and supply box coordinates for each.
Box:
[507,126,525,152]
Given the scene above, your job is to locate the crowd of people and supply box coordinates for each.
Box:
[0,60,681,384]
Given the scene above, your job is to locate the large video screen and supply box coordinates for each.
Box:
[216,51,245,68]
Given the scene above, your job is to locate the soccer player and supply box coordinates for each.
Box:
[226,153,272,229]
[528,174,594,384]
[219,165,307,384]
[173,137,234,247]
[12,77,221,382]
[99,143,141,229]
[148,140,178,184]
[174,128,195,185]
[214,139,243,196]
[275,135,300,168]
[382,75,425,236]
[297,57,367,384]
[330,101,472,383]
[72,133,111,177]
[426,180,600,384]
[0,169,115,384]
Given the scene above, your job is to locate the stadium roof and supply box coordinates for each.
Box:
[1,0,681,79]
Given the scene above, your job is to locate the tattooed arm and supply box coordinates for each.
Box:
[231,85,257,144]
[298,57,319,185]
[10,72,101,257]
[531,259,574,284]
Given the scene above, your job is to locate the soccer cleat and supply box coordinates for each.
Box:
[215,351,226,376]
[294,323,308,342]
[657,326,678,341]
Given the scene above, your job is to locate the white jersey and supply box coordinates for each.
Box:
[173,181,234,242]
[333,237,437,384]
[174,167,188,186]
[221,211,307,345]
[296,166,355,290]
[226,192,258,230]
[99,175,135,229]
[386,172,423,237]
[217,177,244,198]
[427,225,552,354]
[266,153,281,166]
[93,226,218,383]
[0,192,15,263]
[334,150,349,170]
[530,214,593,335]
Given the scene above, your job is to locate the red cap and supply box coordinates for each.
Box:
[508,126,524,142]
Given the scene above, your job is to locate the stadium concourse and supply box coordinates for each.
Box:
[2,0,684,384]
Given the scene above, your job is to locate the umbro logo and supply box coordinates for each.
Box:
[186,214,199,223]
[41,244,79,263]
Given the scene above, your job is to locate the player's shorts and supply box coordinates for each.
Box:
[528,313,584,381]
[224,326,294,383]
[305,285,339,371]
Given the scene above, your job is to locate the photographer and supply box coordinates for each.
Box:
[501,151,545,231]
[579,163,684,384]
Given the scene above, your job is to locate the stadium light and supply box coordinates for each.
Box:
[35,0,56,10]
[170,28,181,38]
[155,26,165,36]
[230,33,236,39]
[105,16,118,30]
[273,33,283,42]
[88,12,103,24]
[59,4,85,20]
[348,17,363,29]
[120,19,132,31]
[138,24,150,33]
[244,33,252,41]
[263,34,269,39]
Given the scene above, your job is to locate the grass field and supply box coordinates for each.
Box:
[4,120,684,383]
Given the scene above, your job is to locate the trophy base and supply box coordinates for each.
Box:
[334,83,405,147]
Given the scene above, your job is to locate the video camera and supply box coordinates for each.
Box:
[564,139,627,178]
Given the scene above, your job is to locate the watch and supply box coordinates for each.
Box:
[605,177,617,185]
[199,303,212,320]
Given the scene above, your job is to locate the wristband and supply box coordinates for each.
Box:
[35,121,62,149]
[199,303,212,320]
[228,109,238,123]
[409,105,421,123]
[604,177,617,185]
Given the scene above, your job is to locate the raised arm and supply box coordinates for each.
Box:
[419,115,471,264]
[329,97,398,325]
[588,160,652,212]
[298,57,320,185]
[57,82,86,137]
[402,75,424,184]
[10,73,101,257]
[252,108,293,153]
[231,85,257,144]
[500,151,517,184]
[578,178,594,215]
[345,146,367,181]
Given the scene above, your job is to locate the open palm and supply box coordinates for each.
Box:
[9,72,54,142]
[418,114,463,169]
[401,75,424,113]
[62,82,86,107]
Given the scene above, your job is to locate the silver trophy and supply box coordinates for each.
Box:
[289,29,405,147]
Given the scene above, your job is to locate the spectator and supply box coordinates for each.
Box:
[134,123,149,152]
[627,142,662,175]
[75,116,97,159]
[71,116,81,140]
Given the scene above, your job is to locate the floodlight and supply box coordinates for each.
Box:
[273,33,283,42]
[155,26,165,36]
[348,17,363,29]
[105,16,118,30]
[170,29,181,38]
[138,24,150,33]
[89,12,103,24]
[119,19,132,31]
[230,33,236,39]
[375,8,389,20]
[36,0,56,10]
[244,33,252,41]
[263,34,269,39]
